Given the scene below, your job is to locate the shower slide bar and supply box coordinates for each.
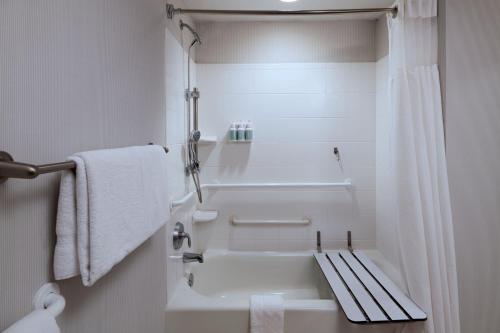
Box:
[0,145,169,184]
[231,217,310,225]
[166,4,398,19]
[314,250,427,324]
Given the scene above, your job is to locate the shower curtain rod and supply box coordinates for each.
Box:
[166,4,398,19]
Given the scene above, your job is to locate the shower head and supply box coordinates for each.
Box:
[190,130,201,142]
[180,20,202,46]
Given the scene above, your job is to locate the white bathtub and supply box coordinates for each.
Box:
[166,250,406,333]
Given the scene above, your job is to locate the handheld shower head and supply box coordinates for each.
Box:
[180,20,202,46]
[190,130,201,142]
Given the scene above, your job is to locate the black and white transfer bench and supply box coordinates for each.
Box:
[314,249,427,324]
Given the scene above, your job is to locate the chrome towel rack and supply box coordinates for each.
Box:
[0,144,169,184]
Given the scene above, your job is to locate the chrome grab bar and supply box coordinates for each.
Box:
[0,145,168,184]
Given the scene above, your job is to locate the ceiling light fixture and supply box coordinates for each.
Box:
[280,0,299,2]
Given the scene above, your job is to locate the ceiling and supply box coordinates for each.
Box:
[180,0,395,22]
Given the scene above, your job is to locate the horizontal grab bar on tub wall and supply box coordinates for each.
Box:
[170,180,353,211]
[202,179,352,190]
[170,191,195,211]
[231,217,311,225]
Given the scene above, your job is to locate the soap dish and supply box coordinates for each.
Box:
[193,210,218,223]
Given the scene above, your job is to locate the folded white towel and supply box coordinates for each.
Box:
[3,310,60,333]
[250,295,284,333]
[53,145,170,286]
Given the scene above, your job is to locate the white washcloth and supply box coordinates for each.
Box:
[250,295,284,333]
[53,145,170,286]
[3,310,60,333]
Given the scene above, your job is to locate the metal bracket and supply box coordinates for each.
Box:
[166,3,176,19]
[347,230,353,253]
[391,6,398,18]
[0,151,13,184]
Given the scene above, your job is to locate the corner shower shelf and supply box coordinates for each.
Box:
[227,139,252,143]
[193,210,218,223]
[231,217,310,225]
[314,250,427,324]
[198,136,217,145]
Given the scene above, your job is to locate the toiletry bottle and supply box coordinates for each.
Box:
[229,123,237,141]
[237,121,246,141]
[245,121,253,141]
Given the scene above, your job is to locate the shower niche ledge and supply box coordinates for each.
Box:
[193,210,218,224]
[198,136,217,145]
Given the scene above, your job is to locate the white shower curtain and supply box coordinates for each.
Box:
[387,1,461,332]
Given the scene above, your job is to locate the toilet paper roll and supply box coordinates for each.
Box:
[2,310,60,333]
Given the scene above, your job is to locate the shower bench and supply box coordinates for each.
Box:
[314,250,427,324]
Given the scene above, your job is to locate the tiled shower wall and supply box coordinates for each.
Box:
[193,21,377,251]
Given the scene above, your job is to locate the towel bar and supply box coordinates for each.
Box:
[0,145,168,184]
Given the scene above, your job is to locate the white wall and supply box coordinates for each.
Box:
[443,0,500,331]
[188,20,378,253]
[195,61,376,251]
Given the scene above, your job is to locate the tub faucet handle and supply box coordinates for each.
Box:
[173,222,191,250]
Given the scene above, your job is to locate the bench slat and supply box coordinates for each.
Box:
[339,250,409,321]
[353,251,427,321]
[327,251,388,322]
[314,253,367,323]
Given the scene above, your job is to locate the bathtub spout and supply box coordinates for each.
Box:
[183,252,204,263]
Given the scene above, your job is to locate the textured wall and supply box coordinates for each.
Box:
[195,20,376,64]
[375,17,388,60]
[444,0,500,332]
[0,0,167,331]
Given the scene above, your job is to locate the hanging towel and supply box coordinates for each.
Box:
[2,310,60,333]
[250,295,284,333]
[53,145,170,286]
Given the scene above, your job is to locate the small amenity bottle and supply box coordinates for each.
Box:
[245,121,253,141]
[237,121,246,141]
[229,123,237,141]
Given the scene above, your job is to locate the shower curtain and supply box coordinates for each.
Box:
[387,0,460,332]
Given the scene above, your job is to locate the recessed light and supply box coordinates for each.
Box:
[280,0,299,2]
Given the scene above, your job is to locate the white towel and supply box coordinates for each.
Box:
[3,310,60,333]
[250,295,284,333]
[53,145,170,286]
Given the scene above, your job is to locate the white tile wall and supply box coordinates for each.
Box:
[195,62,376,251]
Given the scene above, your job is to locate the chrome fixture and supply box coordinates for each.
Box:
[0,145,169,184]
[167,3,398,19]
[333,147,340,161]
[183,252,204,263]
[187,273,194,287]
[317,230,322,253]
[180,19,203,204]
[173,222,191,250]
[347,230,353,253]
[180,20,201,46]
